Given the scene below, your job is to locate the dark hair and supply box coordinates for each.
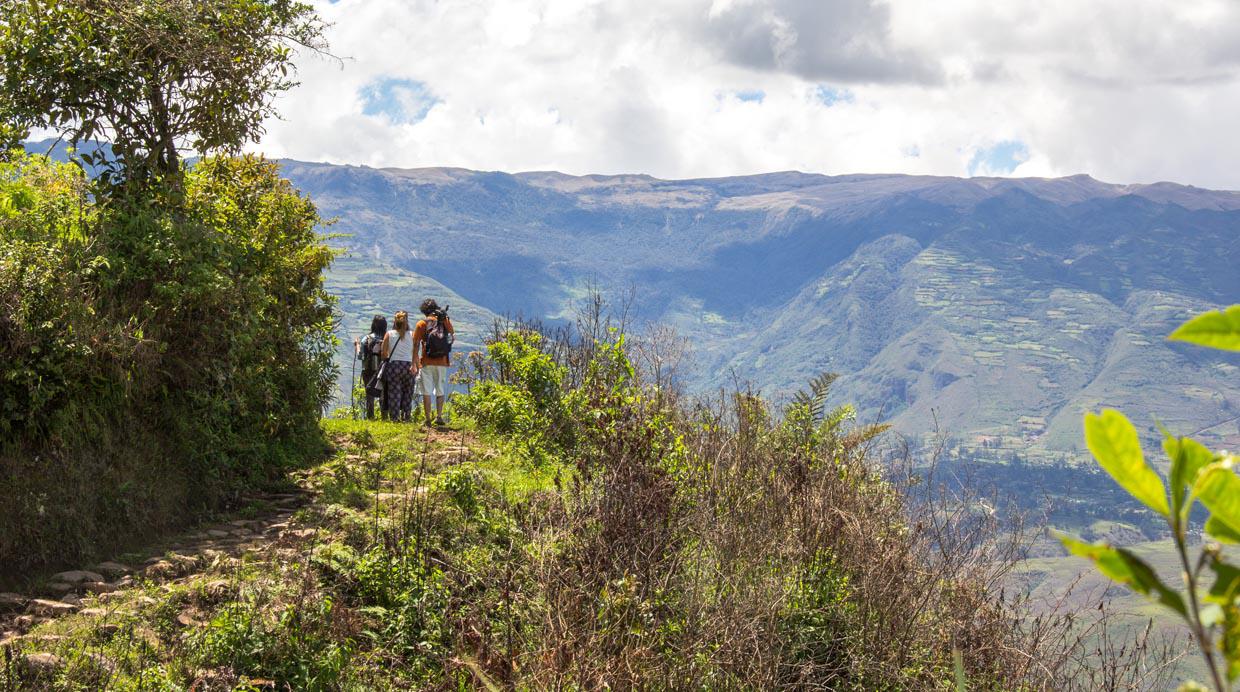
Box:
[369,314,387,336]
[419,298,440,316]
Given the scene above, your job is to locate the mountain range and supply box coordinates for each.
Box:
[282,161,1239,461]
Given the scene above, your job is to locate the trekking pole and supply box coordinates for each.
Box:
[350,341,357,420]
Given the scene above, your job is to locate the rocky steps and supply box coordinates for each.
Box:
[0,427,470,683]
[0,489,313,674]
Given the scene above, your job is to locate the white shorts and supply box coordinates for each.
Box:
[417,365,449,396]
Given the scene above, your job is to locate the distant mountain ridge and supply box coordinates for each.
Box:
[279,160,1238,459]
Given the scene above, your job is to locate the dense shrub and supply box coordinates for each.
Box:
[421,308,1181,688]
[446,322,1068,689]
[193,598,354,689]
[0,152,335,577]
[455,330,577,461]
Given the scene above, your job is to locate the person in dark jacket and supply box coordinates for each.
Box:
[354,315,388,420]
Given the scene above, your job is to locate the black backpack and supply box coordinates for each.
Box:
[424,310,453,359]
[361,334,383,372]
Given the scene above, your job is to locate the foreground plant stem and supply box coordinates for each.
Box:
[1174,514,1227,692]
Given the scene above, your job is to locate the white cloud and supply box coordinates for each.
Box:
[256,0,1240,189]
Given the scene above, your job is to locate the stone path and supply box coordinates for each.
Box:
[0,489,312,650]
[0,427,473,680]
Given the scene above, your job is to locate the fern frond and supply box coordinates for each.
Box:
[840,423,891,451]
[806,372,839,424]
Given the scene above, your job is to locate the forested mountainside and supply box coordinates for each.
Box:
[281,161,1240,458]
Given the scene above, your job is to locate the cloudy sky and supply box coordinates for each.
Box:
[259,0,1240,188]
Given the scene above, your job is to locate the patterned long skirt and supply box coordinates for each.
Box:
[384,360,415,421]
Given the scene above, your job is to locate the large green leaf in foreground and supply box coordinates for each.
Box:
[1194,458,1240,537]
[1085,409,1169,517]
[1060,535,1187,617]
[1166,434,1216,518]
[1169,305,1240,352]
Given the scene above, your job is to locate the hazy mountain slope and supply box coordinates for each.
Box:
[700,192,1240,454]
[278,161,1240,454]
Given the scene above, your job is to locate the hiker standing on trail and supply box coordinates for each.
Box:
[354,315,388,420]
[381,310,417,422]
[412,298,454,427]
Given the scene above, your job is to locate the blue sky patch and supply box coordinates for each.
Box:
[360,78,439,125]
[814,85,855,106]
[968,140,1030,176]
[735,89,765,103]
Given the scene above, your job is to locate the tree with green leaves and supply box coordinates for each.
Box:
[1061,305,1240,691]
[0,0,326,184]
[0,120,21,160]
[0,0,338,576]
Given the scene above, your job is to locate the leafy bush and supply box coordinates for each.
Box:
[1061,305,1240,691]
[195,598,353,689]
[455,330,576,461]
[449,321,1056,689]
[778,551,857,684]
[0,155,105,434]
[0,153,335,575]
[311,539,452,679]
[438,465,483,519]
[0,0,332,577]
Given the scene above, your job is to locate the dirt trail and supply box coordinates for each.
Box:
[0,425,475,686]
[0,487,315,647]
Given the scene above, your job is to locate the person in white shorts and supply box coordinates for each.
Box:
[412,298,454,427]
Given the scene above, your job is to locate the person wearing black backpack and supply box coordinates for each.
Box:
[412,298,454,427]
[353,314,388,420]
